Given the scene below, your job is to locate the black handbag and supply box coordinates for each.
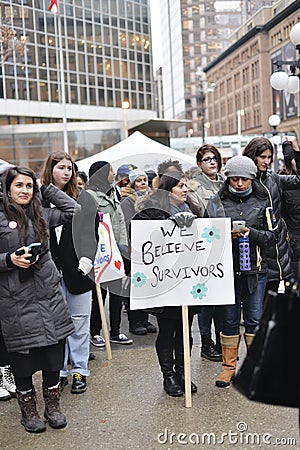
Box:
[233,287,300,408]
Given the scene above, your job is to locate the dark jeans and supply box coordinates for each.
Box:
[197,306,223,339]
[90,279,123,337]
[222,272,267,335]
[14,370,60,391]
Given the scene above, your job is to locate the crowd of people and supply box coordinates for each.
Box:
[0,134,299,432]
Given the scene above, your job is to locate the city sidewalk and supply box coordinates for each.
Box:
[0,314,298,450]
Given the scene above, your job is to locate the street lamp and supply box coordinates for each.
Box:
[270,22,300,93]
[237,109,245,153]
[268,114,281,173]
[121,100,130,139]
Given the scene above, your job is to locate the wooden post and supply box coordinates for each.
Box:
[182,305,192,407]
[95,283,112,360]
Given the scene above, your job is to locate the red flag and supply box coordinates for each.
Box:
[48,0,59,14]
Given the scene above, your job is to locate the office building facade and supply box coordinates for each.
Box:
[0,0,155,170]
[159,0,274,138]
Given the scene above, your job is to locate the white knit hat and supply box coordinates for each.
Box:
[224,156,257,179]
[129,169,147,185]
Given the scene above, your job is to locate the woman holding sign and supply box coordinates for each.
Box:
[134,170,199,397]
[206,156,278,388]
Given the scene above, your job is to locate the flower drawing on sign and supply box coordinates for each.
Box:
[191,283,208,300]
[201,226,220,243]
[132,272,147,287]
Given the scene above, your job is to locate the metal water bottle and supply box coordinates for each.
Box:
[239,235,251,271]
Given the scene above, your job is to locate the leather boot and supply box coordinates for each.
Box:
[156,347,183,397]
[16,388,46,433]
[201,334,222,362]
[244,333,255,352]
[43,385,67,429]
[216,333,240,388]
[174,347,197,394]
[215,332,222,355]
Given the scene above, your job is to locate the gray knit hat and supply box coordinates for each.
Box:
[129,168,148,185]
[224,156,257,179]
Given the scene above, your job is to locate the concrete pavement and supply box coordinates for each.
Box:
[0,314,298,450]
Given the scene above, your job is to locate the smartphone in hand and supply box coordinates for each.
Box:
[26,242,42,263]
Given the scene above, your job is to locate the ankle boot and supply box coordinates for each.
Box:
[43,385,67,429]
[216,333,241,388]
[201,334,222,362]
[156,347,183,397]
[244,333,255,352]
[16,388,46,433]
[215,332,222,355]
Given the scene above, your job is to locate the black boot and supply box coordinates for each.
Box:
[43,385,67,429]
[156,347,183,397]
[201,335,222,362]
[16,388,46,433]
[174,347,197,394]
[215,332,222,355]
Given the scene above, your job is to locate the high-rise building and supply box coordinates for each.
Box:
[160,0,274,138]
[0,0,155,170]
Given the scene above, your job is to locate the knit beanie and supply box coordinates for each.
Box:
[224,156,257,179]
[88,161,111,193]
[129,169,147,185]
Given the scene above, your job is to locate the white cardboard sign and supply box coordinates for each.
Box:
[130,218,235,310]
[94,213,125,284]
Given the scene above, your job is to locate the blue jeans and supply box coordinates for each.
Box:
[222,272,267,336]
[60,280,92,377]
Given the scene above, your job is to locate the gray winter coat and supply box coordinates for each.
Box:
[0,184,76,353]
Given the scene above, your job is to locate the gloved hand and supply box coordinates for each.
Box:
[78,257,93,276]
[169,212,197,228]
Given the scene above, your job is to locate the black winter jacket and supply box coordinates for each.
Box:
[45,188,98,295]
[256,170,297,281]
[0,184,76,353]
[206,180,277,276]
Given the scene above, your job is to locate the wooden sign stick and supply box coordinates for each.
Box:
[182,305,192,407]
[96,283,112,360]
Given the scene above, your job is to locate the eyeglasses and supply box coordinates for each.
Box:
[201,157,217,163]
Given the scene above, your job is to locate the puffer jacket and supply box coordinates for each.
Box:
[87,188,128,246]
[256,169,297,281]
[206,180,277,276]
[0,184,76,353]
[187,171,225,212]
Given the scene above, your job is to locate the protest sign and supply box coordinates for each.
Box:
[130,218,235,310]
[94,213,125,285]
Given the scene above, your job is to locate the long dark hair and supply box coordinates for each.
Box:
[3,166,49,243]
[40,151,78,199]
[243,137,274,166]
[144,171,184,214]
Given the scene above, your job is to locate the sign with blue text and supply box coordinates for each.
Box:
[130,218,235,309]
[94,213,125,284]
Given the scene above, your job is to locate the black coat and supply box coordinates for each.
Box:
[206,181,277,276]
[256,170,297,281]
[0,184,75,353]
[46,188,98,295]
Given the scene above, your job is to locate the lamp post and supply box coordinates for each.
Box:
[237,109,245,153]
[268,114,281,173]
[270,22,300,94]
[121,100,130,139]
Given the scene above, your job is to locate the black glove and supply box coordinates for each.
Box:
[169,212,197,228]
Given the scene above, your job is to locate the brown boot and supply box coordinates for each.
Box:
[244,333,255,352]
[215,334,240,388]
[16,388,46,433]
[43,385,67,429]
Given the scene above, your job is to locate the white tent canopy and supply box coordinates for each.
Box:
[76,131,195,175]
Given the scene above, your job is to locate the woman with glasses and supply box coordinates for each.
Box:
[186,144,225,363]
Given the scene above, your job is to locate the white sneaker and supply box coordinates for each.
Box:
[0,366,16,396]
[90,335,105,347]
[0,372,11,401]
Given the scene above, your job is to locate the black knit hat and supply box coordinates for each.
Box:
[282,141,294,171]
[88,161,112,193]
